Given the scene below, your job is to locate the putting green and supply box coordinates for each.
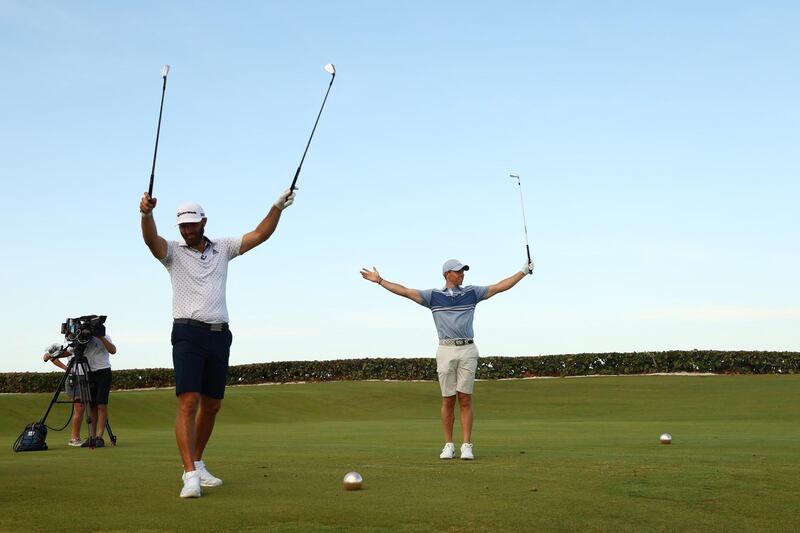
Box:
[1,375,798,532]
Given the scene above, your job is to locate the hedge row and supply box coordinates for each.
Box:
[2,350,798,394]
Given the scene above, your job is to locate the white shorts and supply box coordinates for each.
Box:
[435,343,479,397]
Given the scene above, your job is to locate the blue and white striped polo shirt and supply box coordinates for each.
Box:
[418,285,489,340]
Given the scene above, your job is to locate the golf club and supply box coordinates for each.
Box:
[509,173,532,273]
[289,63,336,193]
[147,64,170,197]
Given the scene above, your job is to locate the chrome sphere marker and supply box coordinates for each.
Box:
[343,471,363,491]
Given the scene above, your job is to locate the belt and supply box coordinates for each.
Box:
[174,319,229,332]
[439,338,474,346]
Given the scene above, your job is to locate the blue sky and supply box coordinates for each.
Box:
[2,1,797,372]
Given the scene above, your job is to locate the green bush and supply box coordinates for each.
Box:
[1,351,797,393]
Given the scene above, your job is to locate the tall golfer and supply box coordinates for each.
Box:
[140,188,296,498]
[360,259,533,460]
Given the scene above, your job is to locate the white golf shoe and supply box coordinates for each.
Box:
[460,443,474,460]
[180,470,202,498]
[439,442,455,460]
[194,460,223,487]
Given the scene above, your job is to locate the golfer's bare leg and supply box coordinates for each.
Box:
[194,395,222,461]
[457,391,473,443]
[176,392,200,471]
[96,405,108,438]
[441,395,456,442]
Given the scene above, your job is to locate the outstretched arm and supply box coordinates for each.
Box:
[485,260,534,299]
[360,267,424,304]
[140,192,168,260]
[240,189,296,255]
[43,354,68,371]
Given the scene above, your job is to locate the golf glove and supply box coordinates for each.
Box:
[274,188,297,211]
[521,261,534,275]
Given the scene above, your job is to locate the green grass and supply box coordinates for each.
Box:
[1,375,798,532]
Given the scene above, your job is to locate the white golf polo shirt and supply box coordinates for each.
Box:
[160,236,242,323]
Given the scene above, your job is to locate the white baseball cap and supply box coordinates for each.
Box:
[442,259,469,274]
[175,202,206,225]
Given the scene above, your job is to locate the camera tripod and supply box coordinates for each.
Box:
[40,344,117,448]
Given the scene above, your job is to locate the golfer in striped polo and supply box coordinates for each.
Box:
[360,258,533,460]
[139,188,295,498]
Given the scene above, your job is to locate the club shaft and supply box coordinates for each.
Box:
[290,75,335,192]
[148,75,168,197]
[516,178,530,251]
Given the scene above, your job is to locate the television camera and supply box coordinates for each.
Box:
[12,315,115,452]
[61,315,107,345]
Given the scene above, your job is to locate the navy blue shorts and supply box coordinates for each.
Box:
[172,323,233,399]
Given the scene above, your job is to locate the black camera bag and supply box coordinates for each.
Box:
[13,422,48,452]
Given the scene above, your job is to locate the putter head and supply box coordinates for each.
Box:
[161,64,170,78]
[509,172,520,183]
[324,63,336,76]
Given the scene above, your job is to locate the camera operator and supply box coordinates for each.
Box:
[43,343,86,446]
[79,332,117,448]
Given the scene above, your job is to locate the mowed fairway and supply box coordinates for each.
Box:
[1,375,798,532]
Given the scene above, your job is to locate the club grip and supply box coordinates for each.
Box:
[289,166,301,193]
[526,244,532,273]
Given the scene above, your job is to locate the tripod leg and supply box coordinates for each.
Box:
[105,419,117,445]
[39,358,74,425]
[77,368,97,448]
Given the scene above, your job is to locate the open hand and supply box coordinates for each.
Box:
[360,267,381,283]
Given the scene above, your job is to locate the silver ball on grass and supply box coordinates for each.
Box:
[343,471,363,491]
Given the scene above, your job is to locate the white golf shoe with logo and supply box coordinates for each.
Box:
[439,442,455,459]
[194,460,223,487]
[180,470,202,498]
[460,443,474,460]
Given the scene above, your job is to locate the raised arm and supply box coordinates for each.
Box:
[140,192,168,260]
[240,189,296,255]
[97,335,117,355]
[485,261,534,299]
[360,267,424,304]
